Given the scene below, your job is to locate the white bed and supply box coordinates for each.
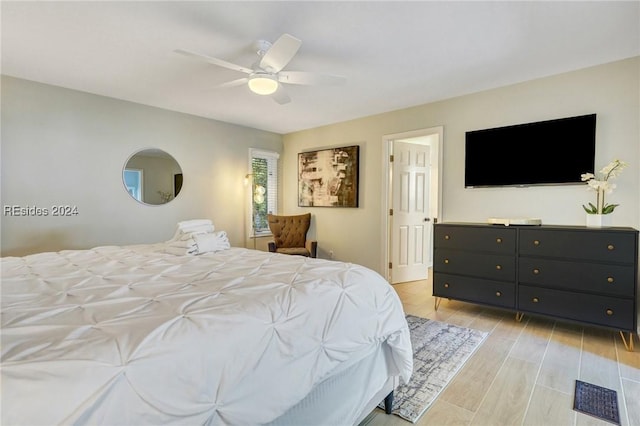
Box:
[1,245,413,425]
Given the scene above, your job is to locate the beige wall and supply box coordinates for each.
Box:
[282,57,639,274]
[1,76,282,256]
[2,57,638,268]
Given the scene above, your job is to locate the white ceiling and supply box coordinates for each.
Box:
[2,1,639,134]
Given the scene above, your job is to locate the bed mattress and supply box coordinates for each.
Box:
[1,246,412,425]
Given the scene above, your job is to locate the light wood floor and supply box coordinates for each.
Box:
[364,274,640,426]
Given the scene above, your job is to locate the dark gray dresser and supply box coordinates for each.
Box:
[433,223,639,350]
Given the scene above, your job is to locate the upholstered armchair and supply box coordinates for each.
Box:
[267,213,318,258]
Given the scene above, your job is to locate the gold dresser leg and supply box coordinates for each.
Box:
[434,297,442,311]
[515,312,524,322]
[619,331,635,352]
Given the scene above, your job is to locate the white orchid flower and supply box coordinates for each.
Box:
[581,173,595,181]
[581,159,626,215]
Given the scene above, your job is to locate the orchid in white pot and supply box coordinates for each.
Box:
[581,159,627,215]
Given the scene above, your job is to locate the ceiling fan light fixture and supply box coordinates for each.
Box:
[248,74,278,95]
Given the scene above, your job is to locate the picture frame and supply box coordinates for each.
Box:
[298,145,359,207]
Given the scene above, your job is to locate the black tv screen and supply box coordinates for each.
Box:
[464,114,596,188]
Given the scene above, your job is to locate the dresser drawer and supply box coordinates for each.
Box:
[434,273,515,309]
[434,249,515,281]
[518,258,636,297]
[434,225,516,254]
[519,228,637,263]
[518,285,635,331]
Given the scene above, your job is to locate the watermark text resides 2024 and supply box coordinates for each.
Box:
[3,205,79,217]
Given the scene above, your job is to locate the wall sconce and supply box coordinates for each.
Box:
[253,185,265,204]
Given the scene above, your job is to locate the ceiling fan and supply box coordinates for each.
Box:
[175,34,346,105]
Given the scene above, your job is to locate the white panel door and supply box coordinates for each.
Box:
[391,141,432,283]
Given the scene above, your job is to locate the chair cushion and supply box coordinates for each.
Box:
[276,247,311,257]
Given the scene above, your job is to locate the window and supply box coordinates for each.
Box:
[249,149,279,235]
[123,169,143,202]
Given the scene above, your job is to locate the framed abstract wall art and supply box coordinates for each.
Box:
[298,145,359,207]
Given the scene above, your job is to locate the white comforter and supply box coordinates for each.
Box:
[1,246,412,425]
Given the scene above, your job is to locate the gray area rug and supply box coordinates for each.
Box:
[380,314,488,423]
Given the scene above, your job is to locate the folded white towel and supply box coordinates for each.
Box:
[164,230,230,256]
[215,231,231,248]
[169,231,210,243]
[179,224,215,234]
[194,231,230,253]
[168,219,215,242]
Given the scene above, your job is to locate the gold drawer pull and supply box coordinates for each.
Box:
[444,235,450,240]
[496,265,502,270]
[495,291,502,297]
[444,259,449,264]
[607,244,615,251]
[606,309,614,316]
[533,268,540,275]
[532,297,539,303]
[444,283,450,288]
[533,240,540,246]
[496,238,502,244]
[607,277,614,283]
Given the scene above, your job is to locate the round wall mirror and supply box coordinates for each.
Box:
[123,148,183,205]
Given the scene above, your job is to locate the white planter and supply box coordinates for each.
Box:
[586,213,612,228]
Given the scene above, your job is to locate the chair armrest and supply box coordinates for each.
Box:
[306,240,318,258]
[268,241,277,253]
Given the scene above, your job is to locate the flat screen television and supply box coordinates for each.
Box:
[464,114,596,188]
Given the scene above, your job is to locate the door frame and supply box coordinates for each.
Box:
[381,126,444,282]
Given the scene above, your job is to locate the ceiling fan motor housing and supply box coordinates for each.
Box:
[255,40,272,57]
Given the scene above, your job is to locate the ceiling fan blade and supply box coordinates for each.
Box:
[278,71,346,86]
[260,34,301,73]
[174,49,253,75]
[212,78,249,89]
[271,86,291,105]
